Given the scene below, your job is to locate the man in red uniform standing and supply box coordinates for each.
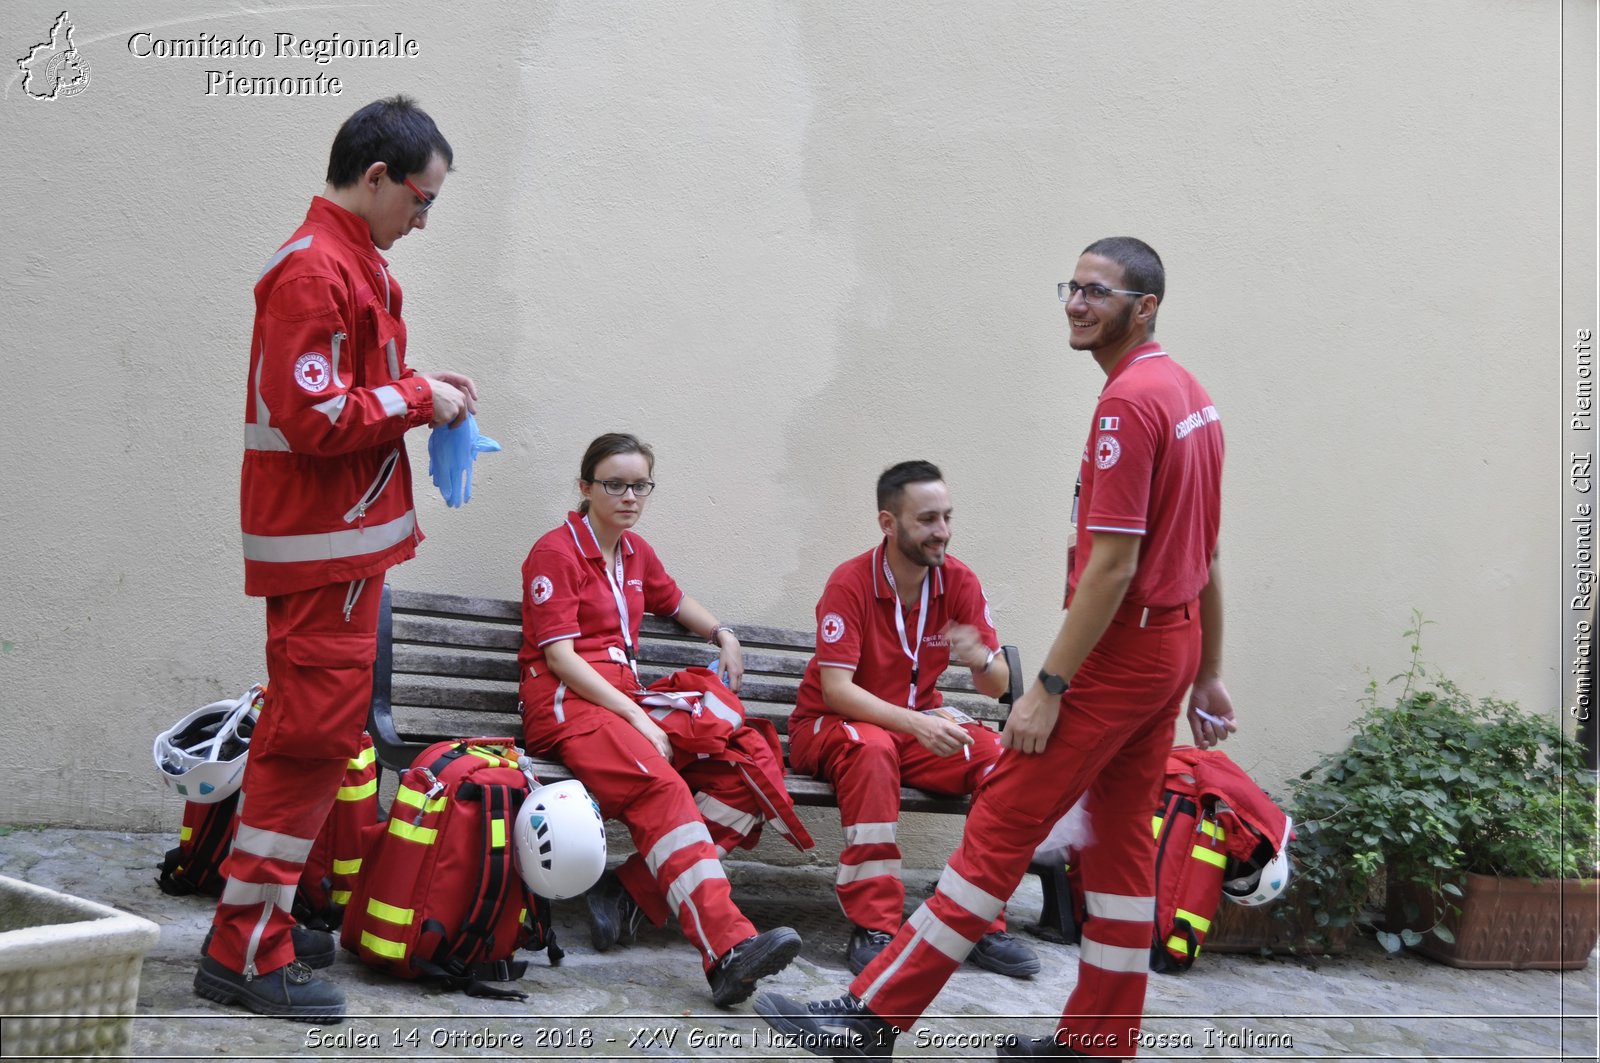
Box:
[195,97,478,1021]
[757,236,1236,1059]
[788,461,1039,979]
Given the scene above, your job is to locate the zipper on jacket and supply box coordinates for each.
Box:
[343,449,400,526]
[330,331,346,389]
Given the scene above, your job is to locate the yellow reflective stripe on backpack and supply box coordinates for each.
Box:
[467,746,514,767]
[393,787,447,815]
[332,857,362,876]
[491,818,507,849]
[1190,844,1227,868]
[366,897,415,926]
[360,930,408,960]
[1166,934,1197,956]
[1197,818,1224,840]
[387,817,438,845]
[332,889,351,905]
[349,745,376,770]
[338,778,378,802]
[180,825,192,843]
[1175,908,1212,933]
[1150,814,1163,838]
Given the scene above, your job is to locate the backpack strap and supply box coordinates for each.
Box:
[429,781,527,993]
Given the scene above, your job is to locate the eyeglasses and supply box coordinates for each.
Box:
[588,479,656,497]
[1058,280,1147,305]
[401,176,436,217]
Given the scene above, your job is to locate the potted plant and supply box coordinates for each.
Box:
[1286,614,1599,968]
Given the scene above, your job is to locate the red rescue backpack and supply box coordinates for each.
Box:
[1149,746,1290,972]
[158,730,381,930]
[340,738,562,998]
[157,791,240,897]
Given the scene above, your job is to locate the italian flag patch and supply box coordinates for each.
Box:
[1098,416,1120,431]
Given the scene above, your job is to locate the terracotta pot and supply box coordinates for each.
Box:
[1206,888,1353,956]
[1385,872,1598,970]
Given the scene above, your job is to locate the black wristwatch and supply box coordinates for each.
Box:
[1037,669,1069,696]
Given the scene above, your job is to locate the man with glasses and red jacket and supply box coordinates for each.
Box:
[757,237,1236,1060]
[195,96,478,1022]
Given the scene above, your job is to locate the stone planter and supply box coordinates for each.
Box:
[1386,872,1598,970]
[0,873,161,1058]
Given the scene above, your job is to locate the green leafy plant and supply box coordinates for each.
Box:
[1287,613,1598,953]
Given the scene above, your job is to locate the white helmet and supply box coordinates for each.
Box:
[1222,815,1293,907]
[513,779,607,900]
[152,686,263,804]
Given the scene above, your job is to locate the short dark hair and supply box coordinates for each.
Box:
[326,95,454,188]
[1082,236,1164,333]
[577,433,655,514]
[877,460,943,514]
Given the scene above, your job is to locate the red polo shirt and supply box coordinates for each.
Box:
[519,511,684,678]
[792,540,998,729]
[1069,342,1224,608]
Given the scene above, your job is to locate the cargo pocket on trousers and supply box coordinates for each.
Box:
[256,633,379,761]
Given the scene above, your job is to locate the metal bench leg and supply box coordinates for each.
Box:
[1026,856,1082,945]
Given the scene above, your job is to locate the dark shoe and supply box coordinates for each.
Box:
[754,990,897,1060]
[846,925,894,975]
[708,926,802,1008]
[585,869,643,952]
[201,925,335,970]
[995,1033,1106,1058]
[971,930,1041,978]
[193,956,345,1021]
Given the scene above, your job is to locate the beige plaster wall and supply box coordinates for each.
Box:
[0,1,1583,878]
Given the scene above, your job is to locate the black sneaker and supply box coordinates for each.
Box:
[193,956,345,1021]
[846,925,894,975]
[970,930,1041,978]
[584,869,643,952]
[707,926,802,1008]
[201,925,335,970]
[754,990,897,1060]
[995,1033,1100,1058]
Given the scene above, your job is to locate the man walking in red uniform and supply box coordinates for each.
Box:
[789,461,1038,978]
[195,97,478,1020]
[757,236,1236,1059]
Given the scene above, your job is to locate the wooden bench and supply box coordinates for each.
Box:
[367,585,1022,815]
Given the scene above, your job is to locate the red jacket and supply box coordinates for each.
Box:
[241,198,435,597]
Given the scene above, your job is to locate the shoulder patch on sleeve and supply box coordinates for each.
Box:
[530,575,553,605]
[1094,434,1121,469]
[820,612,846,644]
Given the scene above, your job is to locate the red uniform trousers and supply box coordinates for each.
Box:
[522,663,757,972]
[850,601,1202,1059]
[208,579,380,976]
[790,716,1006,936]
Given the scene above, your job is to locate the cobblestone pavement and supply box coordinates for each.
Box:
[1,829,1595,1061]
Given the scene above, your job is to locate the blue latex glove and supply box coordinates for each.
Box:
[427,414,502,508]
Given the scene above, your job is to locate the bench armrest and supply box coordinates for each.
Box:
[997,645,1023,713]
[368,583,428,774]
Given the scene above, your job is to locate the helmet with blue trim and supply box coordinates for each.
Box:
[153,685,263,804]
[513,778,607,899]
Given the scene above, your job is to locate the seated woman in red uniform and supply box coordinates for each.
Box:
[517,432,802,1008]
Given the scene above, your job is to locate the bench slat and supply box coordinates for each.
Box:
[392,613,521,651]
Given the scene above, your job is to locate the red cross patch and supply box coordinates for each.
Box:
[821,612,846,644]
[1095,434,1121,470]
[293,352,332,394]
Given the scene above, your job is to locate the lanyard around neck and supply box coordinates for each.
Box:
[584,516,637,675]
[881,555,929,708]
